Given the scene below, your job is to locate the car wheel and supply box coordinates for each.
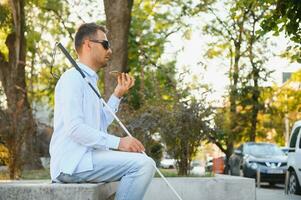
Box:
[288,171,301,195]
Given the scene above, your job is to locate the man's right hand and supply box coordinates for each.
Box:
[118,136,145,153]
[113,73,135,98]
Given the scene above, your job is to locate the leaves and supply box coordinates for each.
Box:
[261,0,301,62]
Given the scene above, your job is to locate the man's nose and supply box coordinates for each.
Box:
[107,48,112,55]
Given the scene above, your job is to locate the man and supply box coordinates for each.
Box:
[50,23,155,200]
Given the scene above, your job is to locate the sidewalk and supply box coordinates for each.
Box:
[256,188,301,200]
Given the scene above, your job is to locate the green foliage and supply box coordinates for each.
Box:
[203,0,276,148]
[24,0,77,116]
[119,103,164,166]
[0,3,11,59]
[211,107,233,147]
[254,76,301,145]
[158,89,213,175]
[261,0,301,62]
[127,0,212,109]
[0,144,9,166]
[0,3,11,28]
[261,0,301,43]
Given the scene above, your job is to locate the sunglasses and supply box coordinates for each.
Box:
[89,39,110,50]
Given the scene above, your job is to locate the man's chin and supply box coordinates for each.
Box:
[98,58,110,69]
[101,62,108,68]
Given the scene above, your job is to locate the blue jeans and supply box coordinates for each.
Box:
[57,150,156,200]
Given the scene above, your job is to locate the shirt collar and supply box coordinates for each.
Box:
[77,62,99,80]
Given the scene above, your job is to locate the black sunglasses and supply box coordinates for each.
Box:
[89,40,110,50]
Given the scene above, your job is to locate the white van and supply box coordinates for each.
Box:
[288,120,301,194]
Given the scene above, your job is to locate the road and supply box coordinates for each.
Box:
[256,184,301,200]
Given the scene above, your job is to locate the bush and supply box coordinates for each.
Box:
[0,144,9,166]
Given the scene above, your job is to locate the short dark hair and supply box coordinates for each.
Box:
[74,23,107,52]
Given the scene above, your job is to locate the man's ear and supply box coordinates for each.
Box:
[83,39,91,51]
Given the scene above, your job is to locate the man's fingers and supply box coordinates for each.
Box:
[119,136,144,153]
[117,74,122,85]
[134,143,142,152]
[128,76,135,88]
[117,73,134,88]
[134,138,144,152]
[129,145,137,152]
[134,138,145,152]
[125,73,130,81]
[129,137,144,152]
[121,73,126,86]
[126,74,132,87]
[131,142,140,152]
[125,74,133,89]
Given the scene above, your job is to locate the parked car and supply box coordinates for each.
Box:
[160,158,176,169]
[280,146,289,155]
[190,160,205,176]
[228,142,287,185]
[287,120,301,195]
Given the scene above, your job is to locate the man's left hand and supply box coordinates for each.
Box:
[113,73,135,98]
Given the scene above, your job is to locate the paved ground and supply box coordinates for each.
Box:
[256,184,301,200]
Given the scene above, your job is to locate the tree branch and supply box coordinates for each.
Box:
[205,129,227,153]
[208,7,235,42]
[40,6,74,41]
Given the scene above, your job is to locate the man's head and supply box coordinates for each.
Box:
[74,23,112,71]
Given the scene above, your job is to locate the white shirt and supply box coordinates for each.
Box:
[49,62,121,181]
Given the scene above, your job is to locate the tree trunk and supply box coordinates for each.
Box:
[224,142,234,173]
[249,85,259,142]
[103,0,134,99]
[248,14,260,142]
[178,139,188,176]
[0,0,42,179]
[249,52,260,142]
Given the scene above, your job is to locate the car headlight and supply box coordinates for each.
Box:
[250,162,258,170]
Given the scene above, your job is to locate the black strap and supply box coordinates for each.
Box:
[56,42,102,99]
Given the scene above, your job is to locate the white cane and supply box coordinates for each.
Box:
[56,42,183,200]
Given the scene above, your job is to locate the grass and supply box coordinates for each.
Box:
[155,168,178,177]
[154,168,215,177]
[21,169,51,180]
[0,168,51,180]
[0,168,214,180]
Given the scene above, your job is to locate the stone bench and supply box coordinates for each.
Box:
[0,175,256,200]
[144,175,256,200]
[0,180,118,200]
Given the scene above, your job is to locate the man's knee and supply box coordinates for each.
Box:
[139,156,156,175]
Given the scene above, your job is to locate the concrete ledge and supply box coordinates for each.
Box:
[144,175,255,200]
[0,180,118,200]
[0,175,255,200]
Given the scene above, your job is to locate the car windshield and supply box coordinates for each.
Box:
[244,144,284,157]
[191,161,200,167]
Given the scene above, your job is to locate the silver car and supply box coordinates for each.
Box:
[287,121,301,195]
[229,142,287,185]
